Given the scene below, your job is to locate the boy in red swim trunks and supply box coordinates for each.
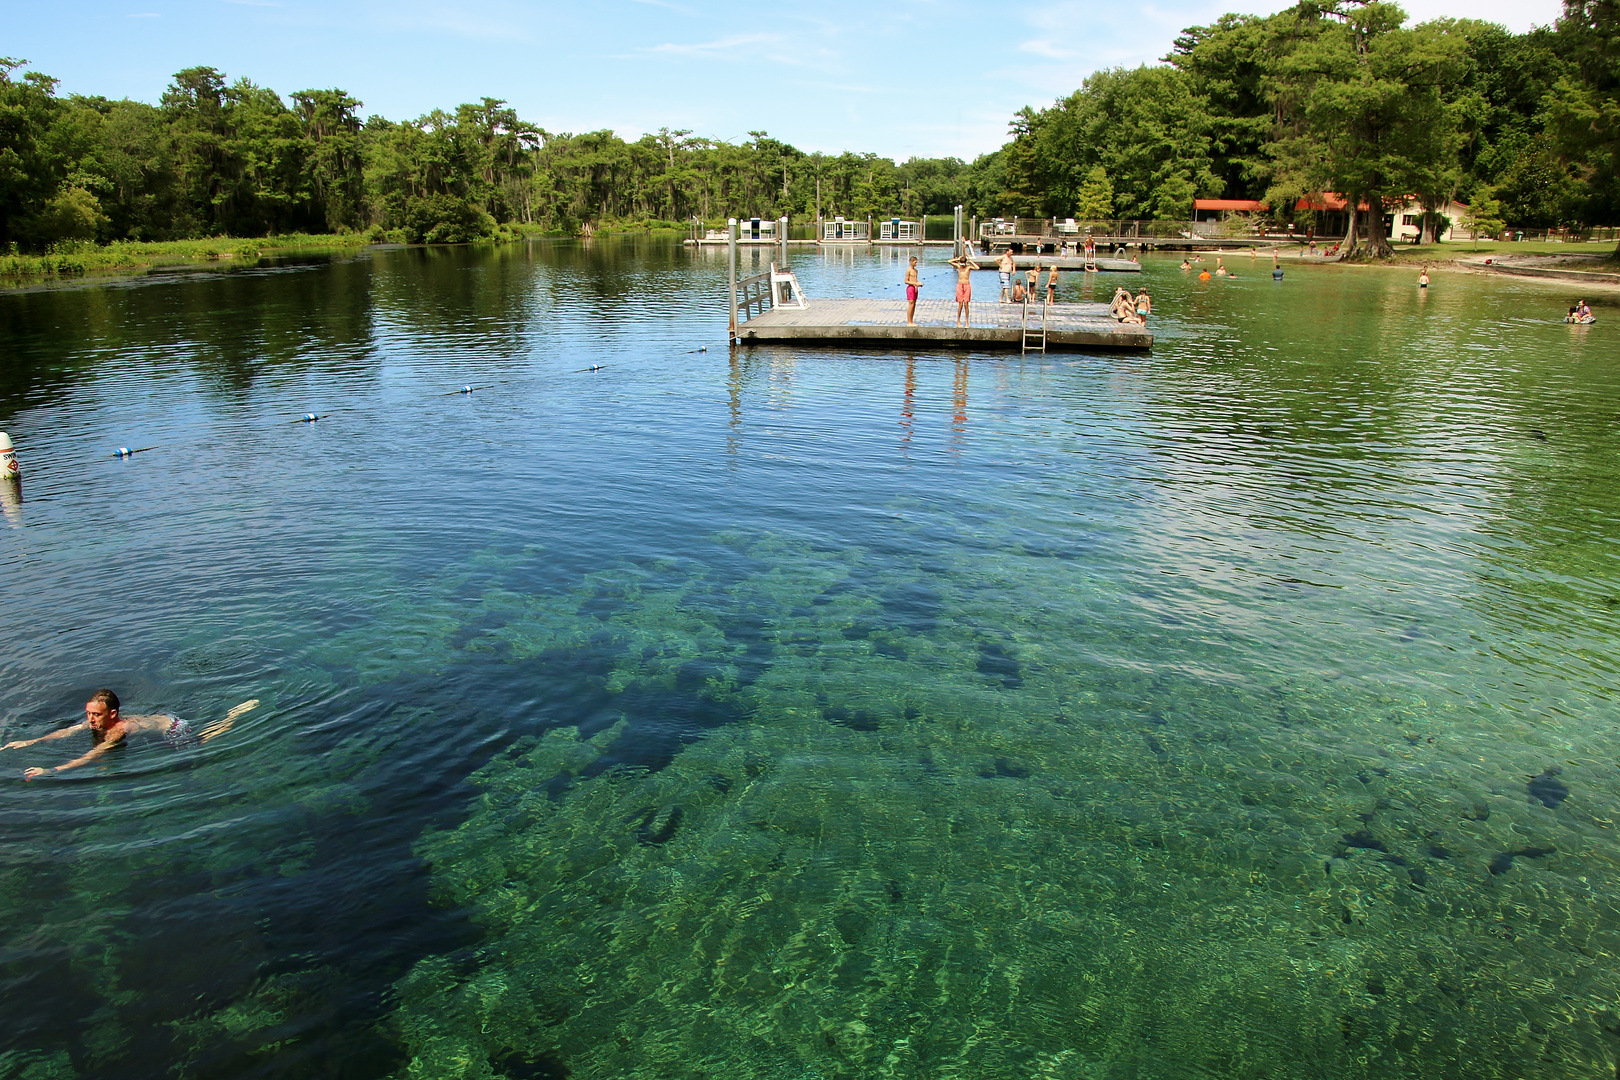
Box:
[949,251,980,327]
[905,257,921,326]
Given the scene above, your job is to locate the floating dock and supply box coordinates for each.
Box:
[734,298,1151,352]
[983,255,1141,272]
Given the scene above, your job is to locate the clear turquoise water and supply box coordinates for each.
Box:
[1,241,1617,1079]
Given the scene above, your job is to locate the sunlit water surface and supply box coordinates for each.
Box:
[2,239,1618,1080]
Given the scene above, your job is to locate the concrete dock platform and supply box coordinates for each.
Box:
[734,299,1152,352]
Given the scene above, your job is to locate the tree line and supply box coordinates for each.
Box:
[0,0,1614,258]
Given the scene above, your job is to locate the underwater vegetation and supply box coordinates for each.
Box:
[384,531,1620,1080]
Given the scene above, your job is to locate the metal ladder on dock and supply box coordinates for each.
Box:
[1020,293,1049,354]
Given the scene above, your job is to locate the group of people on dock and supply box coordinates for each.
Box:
[904,253,987,327]
[994,250,1061,306]
[1111,287,1151,325]
[902,251,1150,329]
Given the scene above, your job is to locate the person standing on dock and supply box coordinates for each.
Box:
[949,251,980,327]
[1025,263,1040,301]
[905,256,922,326]
[1135,288,1152,323]
[997,249,1015,302]
[1046,263,1060,305]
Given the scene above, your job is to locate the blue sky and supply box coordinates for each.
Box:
[9,0,1565,161]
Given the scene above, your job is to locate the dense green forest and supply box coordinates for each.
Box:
[1,0,1615,258]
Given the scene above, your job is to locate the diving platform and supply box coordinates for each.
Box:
[734,298,1151,352]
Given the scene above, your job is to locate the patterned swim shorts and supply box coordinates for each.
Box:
[163,716,196,748]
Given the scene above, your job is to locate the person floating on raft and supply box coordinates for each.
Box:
[1566,299,1595,324]
[2,689,258,778]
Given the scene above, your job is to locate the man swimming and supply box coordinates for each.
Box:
[3,690,258,777]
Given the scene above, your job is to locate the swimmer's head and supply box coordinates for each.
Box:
[86,688,120,730]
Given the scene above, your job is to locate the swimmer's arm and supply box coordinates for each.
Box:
[2,721,88,751]
[24,736,120,778]
[23,725,128,778]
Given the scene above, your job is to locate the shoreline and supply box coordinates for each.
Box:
[0,234,378,291]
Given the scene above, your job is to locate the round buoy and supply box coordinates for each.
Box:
[116,447,132,458]
[301,413,319,423]
[460,385,473,394]
[0,432,17,482]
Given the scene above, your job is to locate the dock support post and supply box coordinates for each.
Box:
[780,216,788,264]
[970,215,977,253]
[867,214,872,249]
[728,218,738,345]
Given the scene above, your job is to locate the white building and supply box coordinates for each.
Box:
[1390,198,1470,242]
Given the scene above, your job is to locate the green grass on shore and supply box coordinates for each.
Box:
[1380,238,1620,265]
[0,233,374,283]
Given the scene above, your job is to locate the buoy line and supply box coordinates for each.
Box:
[0,342,723,481]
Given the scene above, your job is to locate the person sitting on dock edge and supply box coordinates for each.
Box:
[1110,287,1134,321]
[1011,278,1027,304]
[949,251,980,328]
[905,256,921,326]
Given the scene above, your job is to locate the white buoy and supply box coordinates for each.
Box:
[0,474,18,528]
[0,432,17,483]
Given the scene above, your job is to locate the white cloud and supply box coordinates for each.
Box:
[649,32,778,55]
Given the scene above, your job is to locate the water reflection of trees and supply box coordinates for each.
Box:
[0,255,379,418]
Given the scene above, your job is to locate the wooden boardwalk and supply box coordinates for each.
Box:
[735,298,1151,352]
[978,255,1140,272]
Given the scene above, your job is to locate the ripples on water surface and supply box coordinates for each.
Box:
[1,239,1618,1079]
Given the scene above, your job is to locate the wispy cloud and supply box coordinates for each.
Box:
[1018,39,1077,59]
[649,32,778,55]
